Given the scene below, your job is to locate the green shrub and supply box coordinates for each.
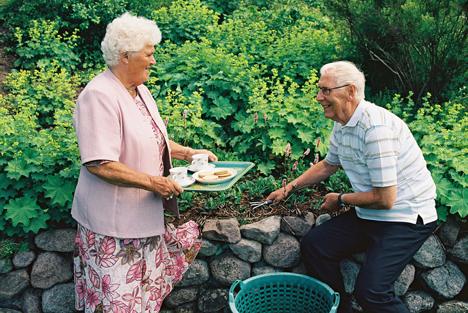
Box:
[152,0,219,44]
[231,70,331,174]
[387,91,467,220]
[13,19,79,73]
[207,2,354,83]
[151,40,259,145]
[323,0,467,102]
[2,63,79,128]
[0,65,80,237]
[0,0,168,70]
[147,81,223,149]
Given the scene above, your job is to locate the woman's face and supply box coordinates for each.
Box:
[126,44,156,86]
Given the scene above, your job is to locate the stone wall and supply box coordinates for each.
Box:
[0,214,466,313]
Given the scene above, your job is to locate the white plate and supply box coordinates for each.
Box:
[192,168,237,185]
[187,163,215,172]
[175,176,196,188]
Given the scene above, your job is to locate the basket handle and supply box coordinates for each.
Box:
[331,292,340,310]
[228,280,244,306]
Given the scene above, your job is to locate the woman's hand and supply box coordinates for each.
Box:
[188,148,218,162]
[149,176,184,198]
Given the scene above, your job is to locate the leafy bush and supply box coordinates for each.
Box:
[231,70,331,173]
[152,0,219,44]
[208,2,354,83]
[0,0,169,69]
[148,82,223,149]
[151,40,259,145]
[0,65,80,237]
[323,0,467,102]
[13,19,80,72]
[386,91,467,220]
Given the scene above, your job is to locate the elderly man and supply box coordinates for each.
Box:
[267,61,437,313]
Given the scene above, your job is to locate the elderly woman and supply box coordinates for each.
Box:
[72,13,217,312]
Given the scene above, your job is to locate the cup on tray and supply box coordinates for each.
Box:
[169,166,189,184]
[191,153,209,171]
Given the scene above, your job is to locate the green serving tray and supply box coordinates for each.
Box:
[184,161,255,192]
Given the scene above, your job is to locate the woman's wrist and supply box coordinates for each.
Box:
[184,147,194,161]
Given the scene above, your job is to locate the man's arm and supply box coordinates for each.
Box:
[267,160,340,202]
[321,185,397,211]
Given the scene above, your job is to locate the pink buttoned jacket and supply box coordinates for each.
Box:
[71,69,177,238]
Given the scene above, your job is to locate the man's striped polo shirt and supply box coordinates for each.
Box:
[325,100,437,224]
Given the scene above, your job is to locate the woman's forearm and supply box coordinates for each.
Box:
[86,161,183,198]
[86,161,153,190]
[169,140,193,161]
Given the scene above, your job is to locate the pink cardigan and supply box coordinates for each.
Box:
[72,69,178,238]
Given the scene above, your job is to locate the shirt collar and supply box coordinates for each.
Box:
[344,99,368,127]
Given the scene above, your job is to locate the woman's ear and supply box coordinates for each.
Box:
[120,52,129,64]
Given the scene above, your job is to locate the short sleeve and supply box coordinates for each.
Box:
[74,89,122,164]
[364,125,399,187]
[324,124,341,166]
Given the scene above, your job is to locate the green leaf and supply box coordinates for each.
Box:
[268,128,285,139]
[5,158,31,179]
[436,206,448,222]
[297,129,315,144]
[448,188,467,218]
[27,211,50,233]
[43,175,75,206]
[257,161,276,175]
[4,196,40,227]
[432,173,452,204]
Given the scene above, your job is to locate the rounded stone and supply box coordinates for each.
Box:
[421,261,466,299]
[403,291,434,313]
[0,258,13,274]
[197,288,228,312]
[413,234,446,269]
[164,287,199,308]
[30,252,72,289]
[0,269,30,301]
[210,253,250,286]
[41,283,75,313]
[177,259,209,287]
[12,251,36,268]
[263,233,300,268]
[34,229,75,252]
[437,300,468,313]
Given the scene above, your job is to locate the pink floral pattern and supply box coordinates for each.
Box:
[74,221,201,313]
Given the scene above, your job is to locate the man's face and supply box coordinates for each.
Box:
[316,74,350,123]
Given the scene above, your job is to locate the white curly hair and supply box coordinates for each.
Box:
[101,12,162,67]
[320,61,366,102]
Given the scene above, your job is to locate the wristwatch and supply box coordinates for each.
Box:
[337,193,346,208]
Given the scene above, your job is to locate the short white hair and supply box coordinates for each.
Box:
[101,12,162,67]
[320,61,366,101]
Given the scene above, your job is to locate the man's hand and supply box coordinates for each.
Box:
[320,192,341,210]
[266,185,293,203]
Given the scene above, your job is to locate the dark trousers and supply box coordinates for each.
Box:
[300,209,436,313]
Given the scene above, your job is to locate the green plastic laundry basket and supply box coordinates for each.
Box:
[229,273,340,313]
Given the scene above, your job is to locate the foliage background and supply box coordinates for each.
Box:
[0,0,466,239]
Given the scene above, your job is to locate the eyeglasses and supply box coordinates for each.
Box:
[317,84,350,96]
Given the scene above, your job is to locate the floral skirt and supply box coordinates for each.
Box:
[73,221,201,313]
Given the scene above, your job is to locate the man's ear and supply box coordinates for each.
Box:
[348,84,357,101]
